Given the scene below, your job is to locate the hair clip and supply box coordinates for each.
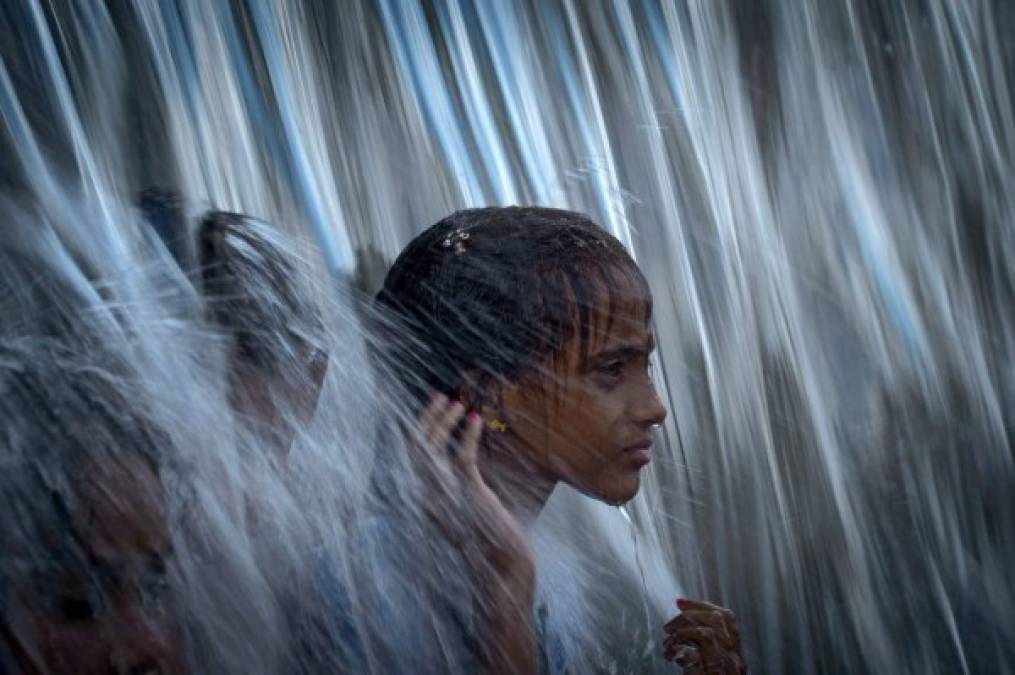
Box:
[442,228,471,255]
[487,418,508,433]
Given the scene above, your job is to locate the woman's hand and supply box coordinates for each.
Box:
[663,598,746,674]
[410,393,537,674]
[410,393,534,576]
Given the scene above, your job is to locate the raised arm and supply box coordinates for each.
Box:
[412,394,538,674]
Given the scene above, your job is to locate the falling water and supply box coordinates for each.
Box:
[1,0,1013,673]
[619,504,657,662]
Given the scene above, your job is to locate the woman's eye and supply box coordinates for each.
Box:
[598,361,625,378]
[56,595,98,622]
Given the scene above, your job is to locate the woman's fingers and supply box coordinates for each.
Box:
[663,638,701,669]
[412,392,449,458]
[663,601,744,671]
[417,393,484,478]
[677,598,737,624]
[665,609,712,630]
[666,599,740,645]
[414,395,490,498]
[426,399,465,456]
[411,394,468,508]
[665,625,745,673]
[671,626,718,649]
[664,627,715,650]
[665,610,738,648]
[669,627,734,674]
[453,411,483,480]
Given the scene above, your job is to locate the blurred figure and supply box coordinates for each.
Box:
[0,339,182,674]
[141,192,340,672]
[141,189,329,461]
[199,210,329,460]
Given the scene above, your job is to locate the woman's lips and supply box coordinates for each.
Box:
[629,447,651,464]
[623,442,653,465]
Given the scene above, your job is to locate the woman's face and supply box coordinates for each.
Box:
[502,283,668,504]
[230,341,329,459]
[8,455,182,674]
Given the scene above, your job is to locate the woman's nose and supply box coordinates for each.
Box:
[633,382,668,427]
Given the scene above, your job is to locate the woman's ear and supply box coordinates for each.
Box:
[452,369,482,410]
[457,371,512,430]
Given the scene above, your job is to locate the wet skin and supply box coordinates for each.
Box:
[497,282,668,505]
[230,340,329,460]
[8,456,182,675]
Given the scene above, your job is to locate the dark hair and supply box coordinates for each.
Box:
[0,339,165,470]
[374,207,651,407]
[199,211,326,378]
[0,339,167,606]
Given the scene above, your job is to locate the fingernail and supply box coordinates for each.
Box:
[467,411,480,423]
[676,598,687,608]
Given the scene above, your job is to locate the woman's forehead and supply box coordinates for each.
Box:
[587,269,652,326]
[584,306,652,356]
[555,270,653,365]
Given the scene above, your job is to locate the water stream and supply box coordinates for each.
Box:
[1,1,1013,672]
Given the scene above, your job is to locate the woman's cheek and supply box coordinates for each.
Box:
[37,619,109,674]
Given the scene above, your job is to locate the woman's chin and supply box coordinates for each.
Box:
[587,474,641,506]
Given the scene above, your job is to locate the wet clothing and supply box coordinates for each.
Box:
[313,510,568,674]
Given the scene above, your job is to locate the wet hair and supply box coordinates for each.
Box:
[374,207,651,407]
[0,339,167,626]
[198,211,326,379]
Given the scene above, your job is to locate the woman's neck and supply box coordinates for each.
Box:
[480,441,556,527]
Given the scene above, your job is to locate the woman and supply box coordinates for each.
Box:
[0,340,183,674]
[372,207,746,673]
[140,189,330,462]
